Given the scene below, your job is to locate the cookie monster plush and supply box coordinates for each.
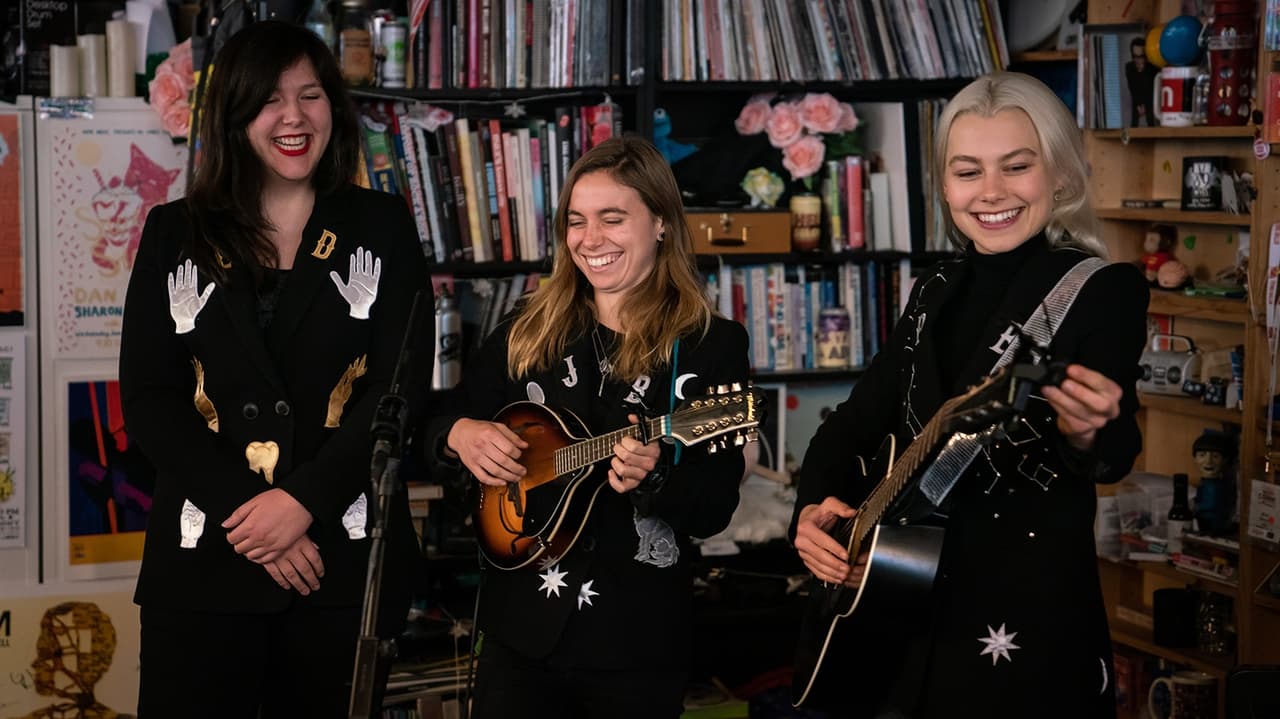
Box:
[652,108,698,164]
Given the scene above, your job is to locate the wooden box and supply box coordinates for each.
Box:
[685,209,791,255]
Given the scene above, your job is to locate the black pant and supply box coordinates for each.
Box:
[138,603,374,719]
[471,638,687,719]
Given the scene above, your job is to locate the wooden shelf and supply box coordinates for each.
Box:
[1111,557,1239,598]
[694,250,953,266]
[655,78,970,99]
[1147,291,1248,323]
[1138,393,1243,424]
[428,260,551,277]
[349,85,635,102]
[1010,49,1079,63]
[1254,592,1280,613]
[1095,208,1252,226]
[1091,126,1257,141]
[1110,622,1235,675]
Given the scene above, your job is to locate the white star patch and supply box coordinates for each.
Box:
[978,623,1021,666]
[537,553,562,571]
[577,580,599,609]
[537,564,568,598]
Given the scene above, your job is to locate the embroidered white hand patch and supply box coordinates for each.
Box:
[342,493,368,539]
[168,259,215,334]
[179,499,206,548]
[329,246,381,319]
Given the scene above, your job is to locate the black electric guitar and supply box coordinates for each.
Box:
[792,361,1057,712]
[473,384,764,570]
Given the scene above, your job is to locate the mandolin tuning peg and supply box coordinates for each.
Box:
[707,443,718,455]
[730,382,742,391]
[705,386,716,396]
[733,433,745,447]
[745,429,758,442]
[717,384,730,394]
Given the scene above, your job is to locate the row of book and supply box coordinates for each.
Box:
[705,260,912,373]
[660,0,1009,83]
[816,156,892,253]
[405,0,640,90]
[356,99,621,264]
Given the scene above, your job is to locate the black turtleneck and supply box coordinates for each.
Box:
[934,234,1048,394]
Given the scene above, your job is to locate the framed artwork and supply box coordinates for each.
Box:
[0,111,24,326]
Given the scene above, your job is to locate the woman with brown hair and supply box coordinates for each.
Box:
[440,135,750,718]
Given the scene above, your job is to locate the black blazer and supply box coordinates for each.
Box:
[120,185,430,614]
[793,239,1149,716]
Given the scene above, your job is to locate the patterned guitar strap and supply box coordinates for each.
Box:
[915,256,1108,507]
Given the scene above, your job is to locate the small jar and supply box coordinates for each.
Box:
[816,307,851,369]
[380,20,407,88]
[338,0,375,86]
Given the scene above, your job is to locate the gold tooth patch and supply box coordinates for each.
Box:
[245,441,280,484]
[325,354,368,428]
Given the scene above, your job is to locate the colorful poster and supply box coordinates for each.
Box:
[0,335,25,548]
[47,117,185,359]
[0,114,21,327]
[0,590,139,717]
[66,380,154,566]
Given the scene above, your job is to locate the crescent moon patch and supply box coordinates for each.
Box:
[673,373,698,400]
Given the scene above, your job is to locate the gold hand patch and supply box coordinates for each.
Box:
[245,441,280,484]
[192,357,219,431]
[326,354,368,428]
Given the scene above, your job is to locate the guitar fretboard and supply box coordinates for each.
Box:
[553,417,666,476]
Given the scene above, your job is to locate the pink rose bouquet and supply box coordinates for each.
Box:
[734,92,861,183]
[148,39,195,140]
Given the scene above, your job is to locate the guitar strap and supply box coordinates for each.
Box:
[915,256,1108,507]
[668,337,682,465]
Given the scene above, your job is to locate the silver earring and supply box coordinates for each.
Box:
[1053,190,1063,202]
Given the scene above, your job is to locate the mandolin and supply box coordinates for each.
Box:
[473,384,764,570]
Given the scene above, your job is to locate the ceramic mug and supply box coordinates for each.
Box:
[1147,670,1216,719]
[1157,66,1198,127]
[789,193,823,252]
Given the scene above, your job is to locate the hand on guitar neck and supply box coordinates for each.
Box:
[795,497,870,588]
[606,415,662,494]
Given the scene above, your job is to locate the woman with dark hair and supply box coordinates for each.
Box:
[119,20,428,717]
[439,136,751,718]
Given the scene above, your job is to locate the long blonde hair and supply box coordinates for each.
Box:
[935,71,1106,258]
[507,136,711,381]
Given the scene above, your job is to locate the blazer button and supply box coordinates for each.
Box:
[580,536,596,553]
[242,402,259,420]
[274,400,291,416]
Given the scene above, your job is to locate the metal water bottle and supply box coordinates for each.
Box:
[432,291,462,390]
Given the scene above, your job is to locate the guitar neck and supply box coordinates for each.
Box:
[555,416,666,476]
[855,399,957,540]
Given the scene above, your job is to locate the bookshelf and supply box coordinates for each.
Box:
[1085,2,1280,716]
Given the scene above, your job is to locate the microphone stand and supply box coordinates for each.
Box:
[350,290,427,719]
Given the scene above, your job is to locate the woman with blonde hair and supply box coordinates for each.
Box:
[791,72,1148,717]
[441,135,750,718]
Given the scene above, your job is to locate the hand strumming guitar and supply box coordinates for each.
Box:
[448,417,529,487]
[795,496,869,588]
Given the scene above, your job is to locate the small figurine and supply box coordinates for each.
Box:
[1191,430,1237,536]
[1141,224,1177,284]
[741,166,785,208]
[652,108,698,165]
[1157,259,1192,289]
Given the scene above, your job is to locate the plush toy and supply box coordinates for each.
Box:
[652,108,698,165]
[1158,259,1191,289]
[1141,224,1177,284]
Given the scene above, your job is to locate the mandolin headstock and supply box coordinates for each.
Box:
[667,383,765,451]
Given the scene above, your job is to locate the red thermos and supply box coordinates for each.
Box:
[1206,0,1257,125]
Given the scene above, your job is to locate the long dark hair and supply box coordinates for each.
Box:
[185,20,359,282]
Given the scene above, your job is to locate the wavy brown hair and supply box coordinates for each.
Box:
[184,20,360,283]
[507,136,711,381]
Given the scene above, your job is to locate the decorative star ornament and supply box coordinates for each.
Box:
[978,623,1021,666]
[504,101,527,119]
[537,554,562,571]
[538,564,569,598]
[449,620,472,639]
[577,580,599,609]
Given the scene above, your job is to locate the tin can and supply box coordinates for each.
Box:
[380,20,407,88]
[816,307,851,369]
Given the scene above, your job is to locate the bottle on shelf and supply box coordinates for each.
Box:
[432,291,462,390]
[304,0,335,50]
[1167,473,1194,555]
[338,0,375,87]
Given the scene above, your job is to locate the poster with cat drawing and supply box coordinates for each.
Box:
[40,107,186,360]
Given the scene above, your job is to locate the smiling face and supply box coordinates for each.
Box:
[565,170,663,325]
[942,109,1054,255]
[246,58,332,191]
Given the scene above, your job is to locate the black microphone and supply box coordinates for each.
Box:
[369,289,427,487]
